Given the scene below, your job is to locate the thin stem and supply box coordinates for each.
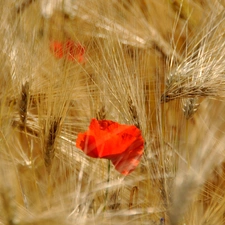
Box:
[104,159,110,210]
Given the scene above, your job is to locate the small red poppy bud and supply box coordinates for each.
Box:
[50,40,85,63]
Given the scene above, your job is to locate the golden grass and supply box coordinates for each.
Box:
[0,0,225,224]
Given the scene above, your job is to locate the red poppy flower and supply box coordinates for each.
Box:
[76,119,144,175]
[50,40,85,63]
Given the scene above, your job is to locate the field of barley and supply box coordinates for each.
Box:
[1,0,225,224]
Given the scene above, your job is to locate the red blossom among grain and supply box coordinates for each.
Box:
[50,40,85,63]
[76,119,144,175]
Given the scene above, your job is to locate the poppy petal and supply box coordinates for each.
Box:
[110,138,144,175]
[50,41,64,58]
[65,40,85,62]
[76,133,99,158]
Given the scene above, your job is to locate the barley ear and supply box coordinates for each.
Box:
[96,106,106,120]
[44,118,61,174]
[19,81,29,126]
[182,97,200,119]
[128,96,140,128]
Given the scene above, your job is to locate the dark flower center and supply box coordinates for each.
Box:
[99,120,112,130]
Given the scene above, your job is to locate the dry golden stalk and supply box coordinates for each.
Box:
[0,182,17,224]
